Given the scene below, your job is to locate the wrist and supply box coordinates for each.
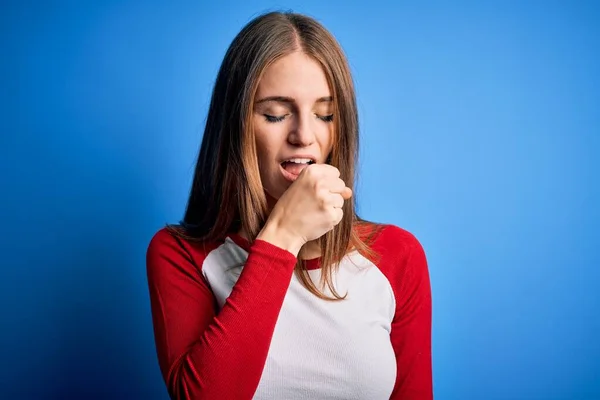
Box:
[256,220,304,257]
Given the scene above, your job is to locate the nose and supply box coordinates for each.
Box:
[287,113,316,147]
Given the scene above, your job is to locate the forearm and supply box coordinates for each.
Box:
[148,234,298,400]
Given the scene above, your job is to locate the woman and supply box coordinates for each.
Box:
[146,11,432,400]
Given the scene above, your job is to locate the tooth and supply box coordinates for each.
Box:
[287,158,312,164]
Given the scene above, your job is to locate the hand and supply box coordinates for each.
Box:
[257,164,352,256]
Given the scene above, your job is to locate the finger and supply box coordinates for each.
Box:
[329,193,344,208]
[341,187,352,200]
[328,178,347,194]
[332,207,344,225]
[320,164,341,178]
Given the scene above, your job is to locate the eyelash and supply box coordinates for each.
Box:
[263,114,334,123]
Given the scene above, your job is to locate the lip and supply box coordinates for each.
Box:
[279,154,320,182]
[280,164,301,182]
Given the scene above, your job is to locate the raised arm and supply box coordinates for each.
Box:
[146,229,297,399]
[146,164,352,399]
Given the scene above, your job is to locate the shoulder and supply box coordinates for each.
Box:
[147,226,187,259]
[359,222,429,288]
[146,226,224,274]
[375,224,425,256]
[356,221,425,260]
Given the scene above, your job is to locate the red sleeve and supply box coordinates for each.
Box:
[376,226,433,400]
[146,228,298,400]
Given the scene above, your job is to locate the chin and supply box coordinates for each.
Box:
[263,189,280,209]
[261,172,290,203]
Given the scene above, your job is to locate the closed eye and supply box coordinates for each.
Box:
[263,113,333,123]
[264,114,287,123]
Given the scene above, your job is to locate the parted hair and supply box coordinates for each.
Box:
[169,11,379,300]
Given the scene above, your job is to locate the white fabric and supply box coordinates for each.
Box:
[202,236,397,399]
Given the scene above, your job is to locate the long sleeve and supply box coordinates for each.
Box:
[388,235,433,400]
[369,224,433,400]
[146,228,298,400]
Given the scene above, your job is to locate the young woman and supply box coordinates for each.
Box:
[146,11,432,400]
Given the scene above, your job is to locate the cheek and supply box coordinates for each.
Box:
[253,114,293,153]
[253,119,266,164]
[318,124,335,153]
[254,136,267,168]
[253,125,279,168]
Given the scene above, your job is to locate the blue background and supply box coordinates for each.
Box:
[2,1,598,399]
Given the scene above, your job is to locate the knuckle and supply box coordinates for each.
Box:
[314,178,327,192]
[307,164,319,176]
[317,191,328,206]
[329,210,337,223]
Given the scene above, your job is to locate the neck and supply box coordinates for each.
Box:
[299,240,322,260]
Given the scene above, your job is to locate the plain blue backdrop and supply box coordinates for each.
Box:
[2,1,599,399]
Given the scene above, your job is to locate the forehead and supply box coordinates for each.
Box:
[255,51,331,101]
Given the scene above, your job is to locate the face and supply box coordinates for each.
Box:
[252,51,334,201]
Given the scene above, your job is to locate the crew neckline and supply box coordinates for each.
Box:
[227,233,322,270]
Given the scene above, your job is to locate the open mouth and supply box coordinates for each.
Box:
[280,158,316,181]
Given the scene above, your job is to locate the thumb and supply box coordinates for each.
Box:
[341,187,353,200]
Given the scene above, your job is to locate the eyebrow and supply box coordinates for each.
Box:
[255,96,333,104]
